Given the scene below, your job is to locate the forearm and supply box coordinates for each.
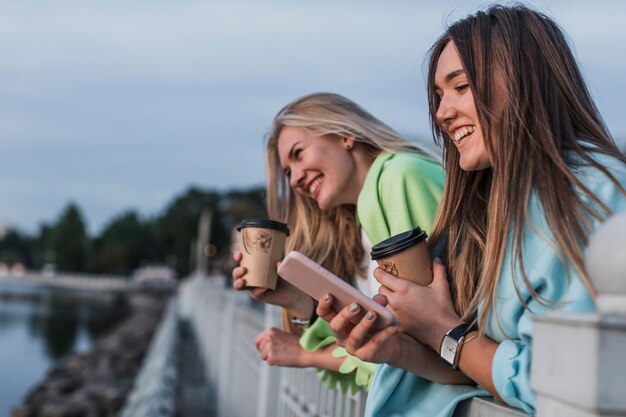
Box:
[456,332,503,401]
[390,334,474,385]
[285,292,316,321]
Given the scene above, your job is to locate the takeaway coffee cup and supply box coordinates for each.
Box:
[370,226,432,286]
[236,219,289,290]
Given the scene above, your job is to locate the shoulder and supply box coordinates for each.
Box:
[378,153,444,184]
[572,152,626,208]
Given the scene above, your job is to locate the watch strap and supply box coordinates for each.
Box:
[447,323,470,342]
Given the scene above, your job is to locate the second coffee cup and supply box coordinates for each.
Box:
[370,226,432,286]
[237,219,289,290]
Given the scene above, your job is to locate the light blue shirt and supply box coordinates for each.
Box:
[365,153,626,416]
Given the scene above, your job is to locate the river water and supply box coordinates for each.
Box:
[0,281,130,416]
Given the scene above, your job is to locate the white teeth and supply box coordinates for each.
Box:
[309,177,322,195]
[452,126,476,142]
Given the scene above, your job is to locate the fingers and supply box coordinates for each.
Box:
[233,266,247,279]
[232,265,248,290]
[344,310,376,352]
[233,251,243,262]
[255,327,271,348]
[365,322,399,351]
[316,293,337,323]
[373,267,403,291]
[329,303,362,342]
[431,258,450,291]
[372,293,388,307]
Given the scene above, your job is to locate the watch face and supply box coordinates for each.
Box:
[441,335,459,366]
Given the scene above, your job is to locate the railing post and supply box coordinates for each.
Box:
[256,304,283,417]
[532,211,626,416]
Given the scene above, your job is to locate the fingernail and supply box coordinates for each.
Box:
[323,294,330,301]
[366,311,374,320]
[350,303,360,313]
[434,257,442,264]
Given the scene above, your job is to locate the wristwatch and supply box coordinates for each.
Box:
[439,323,471,369]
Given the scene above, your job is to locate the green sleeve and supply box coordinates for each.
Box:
[300,318,377,394]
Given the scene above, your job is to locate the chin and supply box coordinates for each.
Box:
[459,156,491,171]
[315,194,335,211]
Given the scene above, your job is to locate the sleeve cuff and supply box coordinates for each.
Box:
[492,339,536,414]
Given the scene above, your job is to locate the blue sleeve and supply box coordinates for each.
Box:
[491,253,595,413]
[491,157,625,413]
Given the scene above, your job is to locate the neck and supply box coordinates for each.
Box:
[346,148,377,204]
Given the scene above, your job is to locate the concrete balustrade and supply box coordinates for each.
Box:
[120,299,180,417]
[532,211,626,417]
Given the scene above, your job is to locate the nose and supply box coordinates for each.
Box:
[435,94,457,126]
[289,167,306,189]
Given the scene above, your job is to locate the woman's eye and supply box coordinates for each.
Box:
[294,149,302,158]
[455,84,469,92]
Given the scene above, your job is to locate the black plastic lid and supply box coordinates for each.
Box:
[236,219,290,236]
[370,227,427,260]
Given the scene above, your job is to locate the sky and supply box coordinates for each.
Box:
[1,0,625,235]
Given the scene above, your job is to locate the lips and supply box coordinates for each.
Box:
[451,125,476,143]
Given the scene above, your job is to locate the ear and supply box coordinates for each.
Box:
[342,136,356,150]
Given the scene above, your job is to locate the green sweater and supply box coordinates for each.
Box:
[300,152,445,393]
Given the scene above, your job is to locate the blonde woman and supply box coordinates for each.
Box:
[318,5,626,416]
[233,92,444,392]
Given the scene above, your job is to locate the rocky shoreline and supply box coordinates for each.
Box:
[12,295,168,417]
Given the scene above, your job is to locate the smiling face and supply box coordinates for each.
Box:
[277,126,362,210]
[434,42,492,171]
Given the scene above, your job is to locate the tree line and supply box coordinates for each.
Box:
[0,186,267,278]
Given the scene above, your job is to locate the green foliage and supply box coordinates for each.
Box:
[49,203,89,272]
[159,187,223,277]
[89,211,161,275]
[0,186,268,277]
[0,229,36,265]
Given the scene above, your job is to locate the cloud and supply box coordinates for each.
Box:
[1,0,624,232]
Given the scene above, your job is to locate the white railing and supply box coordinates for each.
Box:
[178,275,367,417]
[177,275,524,417]
[178,211,626,417]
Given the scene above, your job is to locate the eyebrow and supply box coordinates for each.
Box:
[435,68,466,90]
[445,69,465,83]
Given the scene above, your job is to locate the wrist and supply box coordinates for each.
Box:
[300,348,314,368]
[288,295,315,320]
[430,315,464,352]
[290,298,318,329]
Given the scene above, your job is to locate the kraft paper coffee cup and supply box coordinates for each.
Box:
[236,219,289,290]
[370,227,432,286]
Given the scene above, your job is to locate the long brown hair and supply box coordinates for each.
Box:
[426,5,626,330]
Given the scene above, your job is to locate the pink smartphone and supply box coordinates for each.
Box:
[277,251,397,333]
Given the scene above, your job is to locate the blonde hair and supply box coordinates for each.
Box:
[426,5,626,332]
[266,92,431,278]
